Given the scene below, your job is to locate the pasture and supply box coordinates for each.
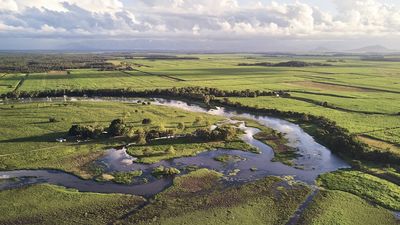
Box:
[0,53,399,224]
[8,54,400,149]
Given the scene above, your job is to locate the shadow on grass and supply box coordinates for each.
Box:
[0,132,67,143]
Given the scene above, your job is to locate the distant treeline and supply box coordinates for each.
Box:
[0,54,200,73]
[361,56,400,62]
[238,61,332,67]
[2,86,398,165]
[0,54,116,73]
[139,55,200,61]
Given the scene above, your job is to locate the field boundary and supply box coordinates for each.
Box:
[13,73,29,92]
[312,81,400,94]
[355,127,400,136]
[289,90,356,99]
[285,96,397,116]
[124,69,186,82]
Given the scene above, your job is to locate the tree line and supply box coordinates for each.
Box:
[3,86,290,102]
[68,117,239,145]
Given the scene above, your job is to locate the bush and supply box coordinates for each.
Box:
[108,119,126,136]
[152,166,181,176]
[68,124,104,139]
[48,117,58,123]
[193,125,238,142]
[142,118,152,125]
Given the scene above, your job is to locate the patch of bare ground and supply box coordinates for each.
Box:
[357,135,399,153]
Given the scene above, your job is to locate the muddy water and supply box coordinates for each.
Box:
[0,97,349,196]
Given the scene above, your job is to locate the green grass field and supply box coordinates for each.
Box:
[317,170,400,210]
[0,184,145,225]
[7,54,400,149]
[122,169,311,225]
[1,54,399,224]
[0,100,227,178]
[298,190,398,225]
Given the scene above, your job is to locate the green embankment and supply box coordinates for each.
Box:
[122,169,311,225]
[0,184,145,225]
[298,190,398,225]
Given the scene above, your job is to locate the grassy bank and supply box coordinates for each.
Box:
[121,169,311,225]
[317,170,400,210]
[234,117,298,165]
[0,101,223,177]
[298,190,398,225]
[0,184,145,225]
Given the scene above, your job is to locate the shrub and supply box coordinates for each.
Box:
[48,117,58,123]
[142,118,152,125]
[152,166,181,176]
[108,119,126,136]
[68,124,104,139]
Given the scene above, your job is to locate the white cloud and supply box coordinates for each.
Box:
[0,0,18,11]
[0,0,399,41]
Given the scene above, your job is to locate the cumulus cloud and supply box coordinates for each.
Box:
[0,0,399,41]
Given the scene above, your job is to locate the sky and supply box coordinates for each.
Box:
[0,0,400,51]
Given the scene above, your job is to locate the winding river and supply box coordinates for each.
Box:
[0,97,349,197]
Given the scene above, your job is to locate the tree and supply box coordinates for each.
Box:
[49,117,58,123]
[108,119,126,137]
[68,125,81,136]
[142,118,152,125]
[68,124,104,139]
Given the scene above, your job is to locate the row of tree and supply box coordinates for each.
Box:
[3,87,290,104]
[0,54,116,73]
[68,117,238,144]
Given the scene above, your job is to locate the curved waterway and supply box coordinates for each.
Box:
[0,97,349,196]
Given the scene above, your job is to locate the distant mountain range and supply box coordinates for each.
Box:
[347,45,396,53]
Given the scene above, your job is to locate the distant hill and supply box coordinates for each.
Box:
[311,46,332,53]
[348,45,394,53]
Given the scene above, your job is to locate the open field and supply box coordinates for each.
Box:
[317,170,400,210]
[0,184,145,225]
[0,53,399,224]
[0,73,25,94]
[0,100,227,178]
[3,54,399,149]
[298,190,398,225]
